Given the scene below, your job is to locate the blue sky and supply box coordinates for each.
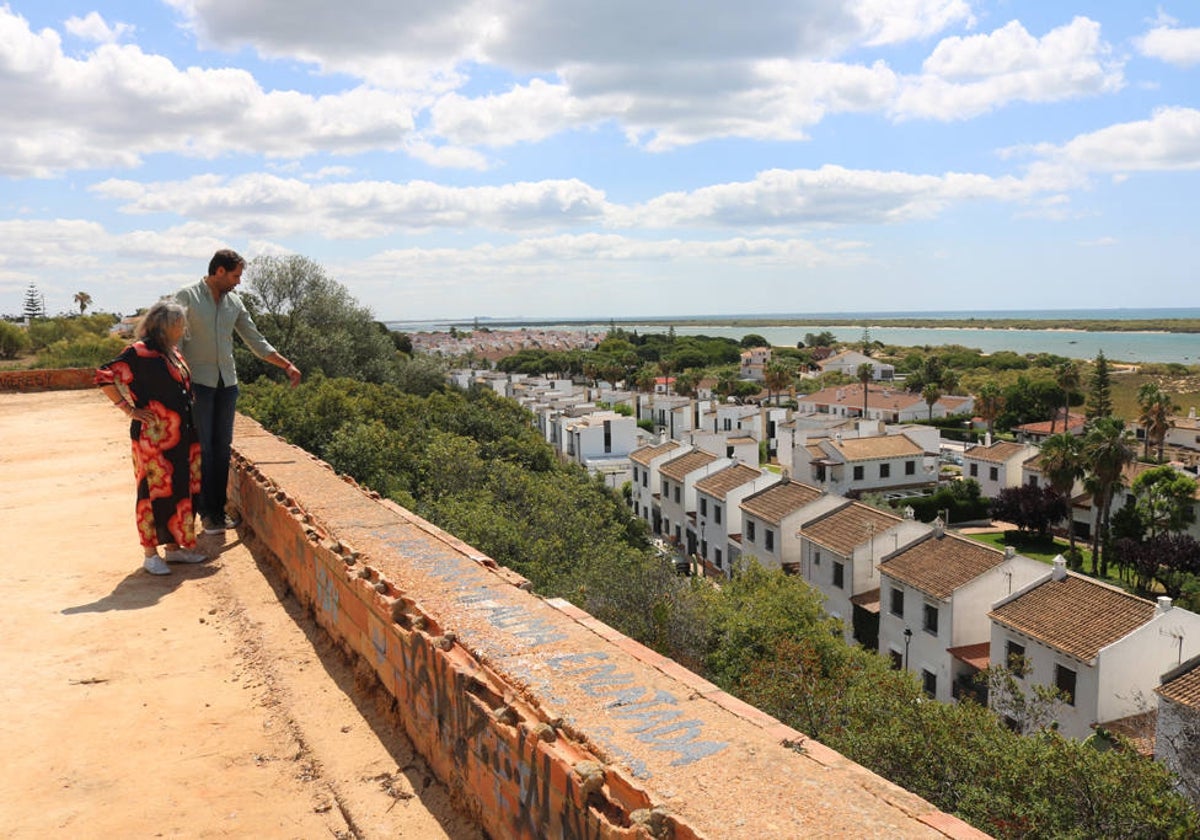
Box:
[3,1,1200,321]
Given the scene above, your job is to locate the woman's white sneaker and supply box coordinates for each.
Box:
[143,555,171,575]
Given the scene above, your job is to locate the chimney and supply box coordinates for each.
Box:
[1004,546,1015,559]
[1157,596,1173,614]
[1190,407,1197,421]
[932,516,945,538]
[1052,556,1067,580]
[984,431,992,447]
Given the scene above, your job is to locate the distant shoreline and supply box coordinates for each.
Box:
[447,317,1200,334]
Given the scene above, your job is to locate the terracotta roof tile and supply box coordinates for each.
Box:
[695,463,763,497]
[630,440,682,466]
[964,441,1030,464]
[741,480,825,524]
[947,642,991,670]
[660,450,720,482]
[824,435,924,461]
[1158,657,1200,709]
[803,503,903,556]
[850,588,881,613]
[989,573,1156,661]
[879,532,1008,600]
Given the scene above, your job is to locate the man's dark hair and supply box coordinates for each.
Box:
[208,249,246,276]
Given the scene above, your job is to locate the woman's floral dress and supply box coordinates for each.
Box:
[96,341,201,549]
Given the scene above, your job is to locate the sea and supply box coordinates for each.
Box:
[385,308,1200,366]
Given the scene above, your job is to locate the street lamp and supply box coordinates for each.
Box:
[903,627,913,671]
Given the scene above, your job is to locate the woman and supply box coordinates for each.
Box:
[97,300,206,574]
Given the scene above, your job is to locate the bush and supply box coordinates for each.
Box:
[35,334,127,369]
[0,321,31,359]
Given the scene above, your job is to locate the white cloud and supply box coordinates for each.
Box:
[1039,106,1200,173]
[1079,236,1117,247]
[64,12,133,44]
[1135,24,1200,67]
[852,0,975,47]
[894,17,1123,120]
[91,173,613,237]
[0,7,419,176]
[629,165,1031,228]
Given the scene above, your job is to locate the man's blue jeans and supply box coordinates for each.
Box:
[192,382,238,521]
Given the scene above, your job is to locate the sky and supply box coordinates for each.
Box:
[3,2,1200,322]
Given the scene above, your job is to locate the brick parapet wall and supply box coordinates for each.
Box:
[228,411,990,840]
[0,368,95,392]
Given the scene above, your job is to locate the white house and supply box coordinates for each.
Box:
[693,463,781,577]
[658,449,731,550]
[638,394,695,440]
[878,524,1046,705]
[989,559,1200,741]
[684,429,760,465]
[739,480,847,574]
[799,502,930,647]
[1156,654,1200,807]
[563,410,640,488]
[630,440,689,536]
[817,350,895,381]
[798,432,938,498]
[796,383,973,424]
[739,346,771,381]
[962,440,1040,498]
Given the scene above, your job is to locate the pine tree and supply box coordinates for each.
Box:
[22,284,44,322]
[1086,350,1112,420]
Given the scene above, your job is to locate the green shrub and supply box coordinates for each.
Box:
[35,335,127,369]
[0,321,31,360]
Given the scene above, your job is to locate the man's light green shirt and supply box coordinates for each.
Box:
[175,279,276,388]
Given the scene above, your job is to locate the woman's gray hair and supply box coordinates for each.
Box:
[136,299,188,350]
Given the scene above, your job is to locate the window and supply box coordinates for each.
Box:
[700,498,707,516]
[1028,476,1038,487]
[832,561,845,589]
[922,603,939,635]
[674,524,681,543]
[715,548,723,568]
[700,539,707,559]
[673,486,680,504]
[633,466,639,483]
[905,460,915,476]
[889,649,903,670]
[603,420,612,453]
[764,529,775,551]
[1055,664,1076,706]
[747,520,756,542]
[890,586,904,617]
[969,463,978,477]
[661,479,668,496]
[922,669,937,698]
[1005,640,1026,677]
[642,471,648,488]
[853,465,864,481]
[723,418,732,431]
[989,466,999,481]
[880,463,891,479]
[714,504,722,524]
[813,550,821,566]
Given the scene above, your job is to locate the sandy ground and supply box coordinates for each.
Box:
[0,390,483,840]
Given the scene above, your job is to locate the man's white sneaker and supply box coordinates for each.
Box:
[143,555,171,575]
[164,548,207,564]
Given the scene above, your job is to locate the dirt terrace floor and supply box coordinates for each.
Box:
[0,389,483,840]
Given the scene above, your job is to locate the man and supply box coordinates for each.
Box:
[176,249,301,534]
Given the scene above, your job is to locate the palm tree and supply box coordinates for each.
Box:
[764,361,793,406]
[73,291,92,315]
[857,363,874,418]
[1052,361,1081,434]
[1039,433,1085,553]
[922,383,942,421]
[674,370,699,398]
[1137,383,1176,462]
[1082,417,1136,577]
[977,382,1005,437]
